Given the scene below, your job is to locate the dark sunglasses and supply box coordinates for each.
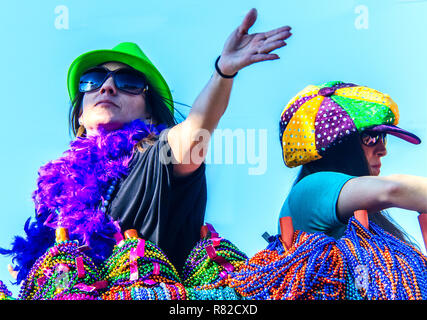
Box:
[360,131,387,147]
[79,67,148,95]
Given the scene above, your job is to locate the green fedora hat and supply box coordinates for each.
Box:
[67,42,174,113]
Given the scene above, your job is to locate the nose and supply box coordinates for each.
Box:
[375,140,387,157]
[99,75,117,95]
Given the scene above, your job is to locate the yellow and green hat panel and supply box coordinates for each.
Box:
[279,81,399,168]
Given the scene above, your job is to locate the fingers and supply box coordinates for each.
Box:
[257,40,287,55]
[238,8,257,35]
[264,29,292,44]
[250,53,280,64]
[255,26,292,55]
[264,25,292,38]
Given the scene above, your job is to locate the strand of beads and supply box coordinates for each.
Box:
[228,232,346,300]
[339,218,396,299]
[186,286,242,300]
[10,216,426,301]
[371,222,427,299]
[182,238,248,288]
[0,280,14,300]
[337,217,427,300]
[18,228,103,300]
[99,179,118,213]
[182,223,248,300]
[102,281,187,300]
[100,229,184,300]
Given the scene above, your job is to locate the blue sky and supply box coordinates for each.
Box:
[1,0,427,296]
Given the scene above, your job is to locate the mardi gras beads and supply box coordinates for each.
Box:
[337,217,427,300]
[338,218,392,299]
[182,224,247,300]
[183,224,247,295]
[102,279,188,300]
[100,229,184,300]
[0,279,14,300]
[372,220,427,299]
[370,222,427,299]
[102,281,187,300]
[18,228,104,300]
[102,229,181,285]
[182,237,247,288]
[8,212,427,301]
[229,232,346,300]
[186,286,242,300]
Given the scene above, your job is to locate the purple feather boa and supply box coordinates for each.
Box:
[1,119,166,281]
[34,119,165,248]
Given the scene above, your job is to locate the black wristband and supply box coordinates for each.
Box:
[215,56,238,79]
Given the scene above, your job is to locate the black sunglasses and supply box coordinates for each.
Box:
[79,67,148,95]
[360,131,387,147]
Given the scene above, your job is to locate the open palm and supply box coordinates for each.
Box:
[218,8,292,75]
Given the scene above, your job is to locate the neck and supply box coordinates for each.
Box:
[83,118,158,137]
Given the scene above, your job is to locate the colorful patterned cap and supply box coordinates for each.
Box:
[279,81,421,168]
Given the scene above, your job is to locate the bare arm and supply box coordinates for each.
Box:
[167,8,292,176]
[337,174,427,221]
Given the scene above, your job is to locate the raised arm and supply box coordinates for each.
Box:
[167,8,292,176]
[337,174,427,221]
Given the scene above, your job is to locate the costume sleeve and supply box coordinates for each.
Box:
[279,171,354,236]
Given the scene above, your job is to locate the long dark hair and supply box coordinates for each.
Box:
[293,133,413,244]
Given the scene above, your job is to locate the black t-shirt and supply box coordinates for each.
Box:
[108,132,207,272]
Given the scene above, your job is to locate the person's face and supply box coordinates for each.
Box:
[361,135,387,176]
[79,62,150,136]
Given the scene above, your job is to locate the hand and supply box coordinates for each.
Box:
[218,8,292,75]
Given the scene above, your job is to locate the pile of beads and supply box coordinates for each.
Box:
[337,217,427,300]
[18,228,104,300]
[182,223,247,300]
[102,281,187,300]
[185,286,242,300]
[0,280,14,300]
[6,218,427,301]
[228,232,346,300]
[100,229,183,300]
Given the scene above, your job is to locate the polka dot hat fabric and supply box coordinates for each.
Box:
[279,81,399,168]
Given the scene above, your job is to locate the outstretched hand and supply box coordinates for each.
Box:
[218,8,292,75]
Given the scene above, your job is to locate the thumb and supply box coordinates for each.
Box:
[238,8,257,35]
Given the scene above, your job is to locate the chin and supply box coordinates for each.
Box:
[371,168,380,176]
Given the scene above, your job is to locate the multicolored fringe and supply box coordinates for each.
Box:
[2,219,427,300]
